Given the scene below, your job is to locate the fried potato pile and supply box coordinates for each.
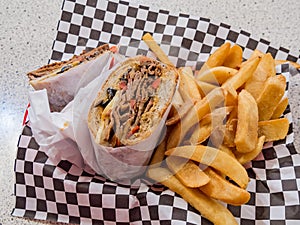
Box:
[142,33,292,225]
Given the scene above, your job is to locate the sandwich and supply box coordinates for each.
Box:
[88,55,178,148]
[27,44,112,111]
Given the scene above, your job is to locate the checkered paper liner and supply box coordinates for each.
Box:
[12,0,300,224]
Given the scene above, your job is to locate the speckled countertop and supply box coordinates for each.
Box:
[0,0,299,224]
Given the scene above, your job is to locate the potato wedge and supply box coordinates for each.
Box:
[147,167,238,225]
[178,67,201,101]
[223,45,243,69]
[197,66,237,85]
[218,144,235,158]
[167,88,225,149]
[222,57,260,97]
[235,135,266,164]
[234,90,258,153]
[166,156,210,188]
[196,43,231,78]
[257,75,286,121]
[271,97,288,119]
[258,118,289,142]
[142,33,173,65]
[166,101,194,126]
[200,167,250,205]
[241,49,264,67]
[245,53,276,100]
[210,119,237,148]
[195,80,218,97]
[149,136,167,167]
[188,123,212,145]
[165,145,249,189]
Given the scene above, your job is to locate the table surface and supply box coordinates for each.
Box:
[1,0,299,224]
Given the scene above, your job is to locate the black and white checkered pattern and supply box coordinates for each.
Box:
[13,0,300,224]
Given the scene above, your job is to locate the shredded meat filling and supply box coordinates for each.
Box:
[98,59,163,147]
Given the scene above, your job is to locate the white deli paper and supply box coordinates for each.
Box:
[28,53,172,182]
[30,51,113,111]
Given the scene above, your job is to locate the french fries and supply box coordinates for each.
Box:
[165,145,249,189]
[142,33,173,65]
[147,167,238,225]
[258,118,289,142]
[257,75,286,121]
[271,97,288,119]
[200,167,251,205]
[223,45,243,69]
[234,135,266,164]
[245,53,276,100]
[143,34,292,225]
[197,66,237,85]
[167,87,225,149]
[166,156,210,188]
[234,90,258,153]
[178,67,201,101]
[196,42,231,78]
[222,56,260,97]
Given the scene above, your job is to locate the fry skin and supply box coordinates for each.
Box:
[142,33,173,65]
[167,88,225,149]
[200,167,251,205]
[245,53,276,100]
[165,145,249,189]
[235,135,266,164]
[256,75,286,121]
[223,45,243,69]
[166,156,210,188]
[222,56,260,97]
[147,167,238,225]
[196,43,231,78]
[234,90,259,153]
[258,118,289,142]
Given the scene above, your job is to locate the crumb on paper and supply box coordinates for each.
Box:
[60,121,70,131]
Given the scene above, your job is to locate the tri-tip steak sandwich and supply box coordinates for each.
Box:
[27,44,111,111]
[88,55,178,148]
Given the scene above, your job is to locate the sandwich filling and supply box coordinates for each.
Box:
[91,56,176,147]
[27,44,110,80]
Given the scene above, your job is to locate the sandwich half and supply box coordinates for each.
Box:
[88,55,178,147]
[27,44,111,111]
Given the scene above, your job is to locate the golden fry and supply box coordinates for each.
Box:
[258,118,289,142]
[147,167,238,225]
[149,136,167,167]
[271,97,288,119]
[166,156,210,188]
[167,88,225,149]
[218,144,236,158]
[245,53,276,100]
[196,43,231,78]
[223,45,243,69]
[178,67,201,101]
[197,66,237,85]
[166,102,193,126]
[235,135,266,165]
[235,90,258,153]
[222,56,260,97]
[195,80,218,97]
[165,145,249,189]
[257,75,286,121]
[142,33,173,65]
[200,167,250,205]
[188,122,211,145]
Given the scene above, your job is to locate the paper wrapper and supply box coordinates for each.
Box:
[13,0,300,224]
[72,61,170,181]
